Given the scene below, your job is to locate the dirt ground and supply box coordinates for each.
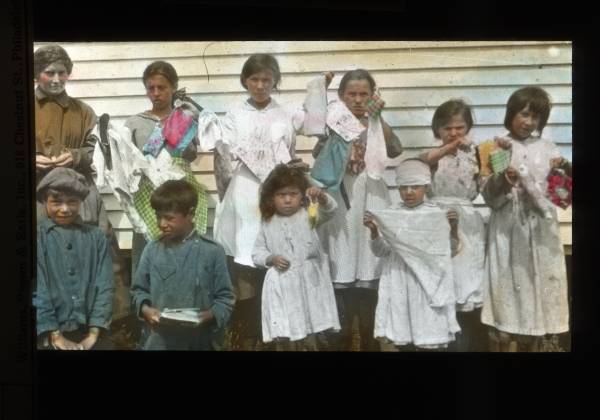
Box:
[108,315,570,352]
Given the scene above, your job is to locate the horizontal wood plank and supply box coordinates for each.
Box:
[65,44,572,81]
[79,85,572,119]
[65,64,573,98]
[42,41,570,62]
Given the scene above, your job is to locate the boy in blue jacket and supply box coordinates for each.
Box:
[131,179,234,350]
[35,167,114,350]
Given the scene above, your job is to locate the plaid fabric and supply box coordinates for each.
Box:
[490,148,511,175]
[133,156,208,240]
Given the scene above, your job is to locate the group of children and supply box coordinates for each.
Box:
[34,47,571,352]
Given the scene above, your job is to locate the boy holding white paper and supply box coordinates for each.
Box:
[131,180,234,350]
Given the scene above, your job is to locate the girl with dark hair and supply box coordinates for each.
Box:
[212,53,333,350]
[311,68,403,351]
[124,61,212,276]
[481,86,571,352]
[251,164,339,350]
[420,99,488,352]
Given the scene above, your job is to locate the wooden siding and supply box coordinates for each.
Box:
[33,41,572,253]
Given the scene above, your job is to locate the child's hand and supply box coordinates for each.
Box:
[324,71,334,87]
[366,91,385,117]
[504,166,520,185]
[198,309,214,326]
[306,186,327,204]
[78,334,98,350]
[446,137,472,154]
[36,154,54,171]
[363,212,379,238]
[446,210,459,231]
[51,333,84,350]
[268,255,290,272]
[52,151,74,168]
[457,137,472,151]
[141,304,161,329]
[550,157,568,169]
[494,136,512,150]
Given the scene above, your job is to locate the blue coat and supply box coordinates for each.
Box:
[131,231,234,350]
[34,218,114,336]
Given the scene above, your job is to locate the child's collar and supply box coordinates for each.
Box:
[35,86,70,109]
[43,215,85,232]
[182,228,197,242]
[160,228,197,244]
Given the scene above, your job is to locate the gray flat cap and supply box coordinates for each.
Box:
[36,167,90,202]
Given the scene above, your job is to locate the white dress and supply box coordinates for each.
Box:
[370,202,460,348]
[320,172,391,285]
[429,145,487,312]
[252,198,341,343]
[316,102,400,286]
[481,133,569,336]
[213,98,303,268]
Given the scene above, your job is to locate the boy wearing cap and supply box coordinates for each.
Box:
[34,168,114,350]
[363,159,461,350]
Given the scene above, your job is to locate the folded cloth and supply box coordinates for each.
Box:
[163,107,198,156]
[326,100,366,142]
[142,124,166,157]
[490,148,511,175]
[303,75,328,136]
[370,205,455,307]
[309,130,352,191]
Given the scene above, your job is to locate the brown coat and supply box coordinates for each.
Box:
[35,87,109,232]
[35,87,97,178]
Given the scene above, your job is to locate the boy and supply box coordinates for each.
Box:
[131,180,234,350]
[34,44,133,347]
[363,159,460,350]
[34,168,114,350]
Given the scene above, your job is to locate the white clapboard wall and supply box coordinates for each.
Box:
[34,41,572,254]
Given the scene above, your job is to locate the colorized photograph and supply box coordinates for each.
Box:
[32,41,572,352]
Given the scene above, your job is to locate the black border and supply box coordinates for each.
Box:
[2,0,597,415]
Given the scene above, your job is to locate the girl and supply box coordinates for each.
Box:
[481,86,571,352]
[252,164,340,350]
[125,61,209,275]
[419,99,488,352]
[312,69,403,351]
[212,53,333,350]
[363,159,460,350]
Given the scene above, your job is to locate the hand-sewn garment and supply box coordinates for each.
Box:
[480,133,569,336]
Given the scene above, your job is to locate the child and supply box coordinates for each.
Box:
[363,159,460,350]
[125,60,210,274]
[34,168,114,350]
[311,69,403,351]
[212,53,333,350]
[419,99,488,351]
[252,164,340,351]
[34,44,109,233]
[130,179,234,350]
[481,86,571,352]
